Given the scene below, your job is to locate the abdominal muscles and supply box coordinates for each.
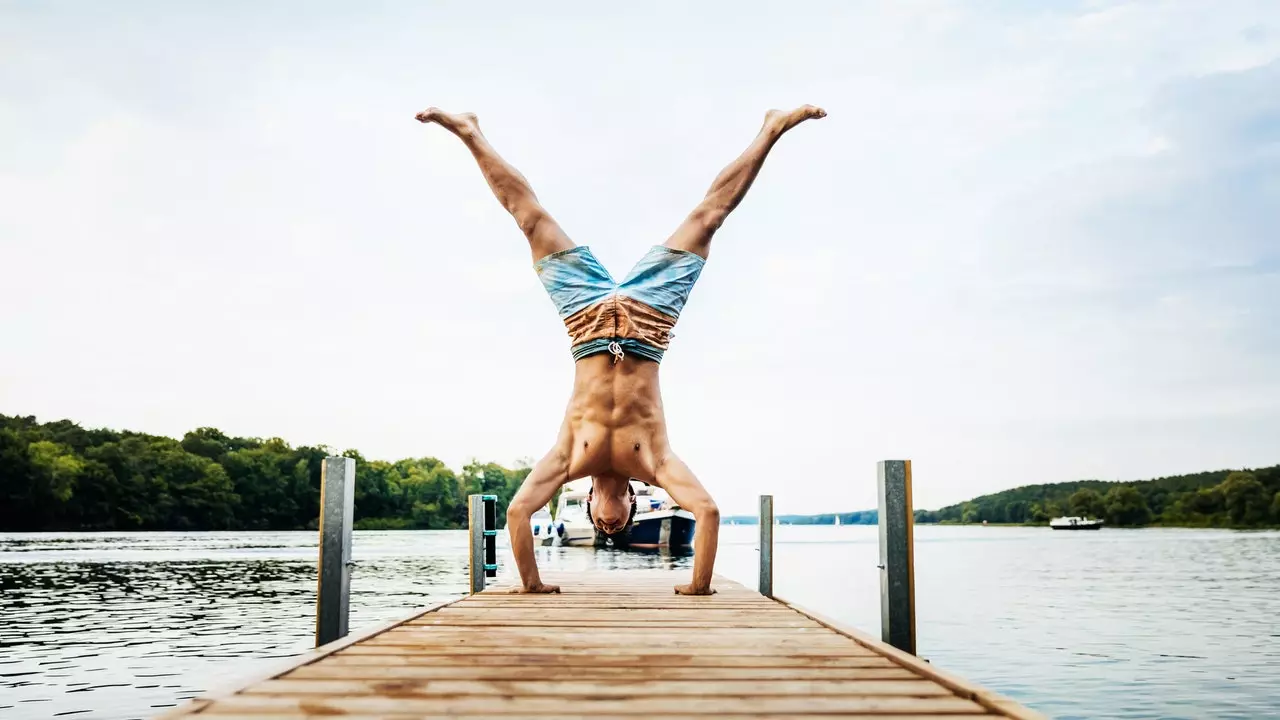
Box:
[565,355,666,479]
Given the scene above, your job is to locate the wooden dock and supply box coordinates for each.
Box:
[163,571,1043,719]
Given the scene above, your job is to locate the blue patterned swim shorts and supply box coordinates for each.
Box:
[534,245,705,364]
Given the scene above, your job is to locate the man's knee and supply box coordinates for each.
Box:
[513,205,549,238]
[690,203,728,233]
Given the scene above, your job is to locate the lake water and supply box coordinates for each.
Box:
[1,526,1277,719]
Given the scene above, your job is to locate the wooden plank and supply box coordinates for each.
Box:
[197,715,991,720]
[327,652,900,668]
[439,605,801,613]
[474,593,764,600]
[198,694,991,715]
[377,629,856,643]
[408,617,821,628]
[455,594,768,599]
[244,678,953,698]
[366,634,861,649]
[429,610,806,620]
[340,644,879,657]
[285,665,920,681]
[394,623,838,633]
[476,594,771,600]
[384,628,852,638]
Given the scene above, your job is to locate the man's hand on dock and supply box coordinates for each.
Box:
[510,582,561,594]
[674,583,716,596]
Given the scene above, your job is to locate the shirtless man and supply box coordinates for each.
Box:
[416,105,826,595]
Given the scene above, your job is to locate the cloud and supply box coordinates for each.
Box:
[2,2,1278,513]
[971,60,1280,428]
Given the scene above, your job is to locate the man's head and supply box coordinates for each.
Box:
[587,475,636,537]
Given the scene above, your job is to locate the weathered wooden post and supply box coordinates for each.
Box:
[316,455,356,647]
[877,460,916,654]
[758,494,774,597]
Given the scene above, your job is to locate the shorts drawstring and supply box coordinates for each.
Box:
[608,341,625,364]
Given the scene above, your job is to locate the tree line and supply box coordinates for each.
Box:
[914,465,1280,528]
[0,414,531,532]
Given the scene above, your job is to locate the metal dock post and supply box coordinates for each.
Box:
[758,494,774,597]
[468,494,498,593]
[878,459,916,654]
[316,455,355,647]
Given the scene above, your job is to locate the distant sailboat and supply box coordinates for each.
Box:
[834,516,841,526]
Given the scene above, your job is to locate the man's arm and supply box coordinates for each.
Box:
[505,450,570,593]
[655,453,720,595]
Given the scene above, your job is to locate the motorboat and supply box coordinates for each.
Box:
[1049,516,1104,530]
[553,488,597,547]
[626,482,695,550]
[551,480,695,549]
[530,505,560,546]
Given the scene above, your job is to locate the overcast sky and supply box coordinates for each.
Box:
[2,1,1278,514]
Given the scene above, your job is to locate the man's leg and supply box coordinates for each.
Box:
[664,105,826,260]
[417,108,574,263]
[654,453,720,595]
[505,443,573,593]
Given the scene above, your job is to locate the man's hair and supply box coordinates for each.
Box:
[586,482,637,541]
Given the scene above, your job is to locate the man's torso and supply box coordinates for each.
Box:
[555,354,668,482]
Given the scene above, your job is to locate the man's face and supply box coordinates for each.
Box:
[590,483,631,536]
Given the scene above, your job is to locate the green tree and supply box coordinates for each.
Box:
[1104,485,1152,527]
[1068,488,1106,519]
[27,440,83,504]
[1220,472,1269,526]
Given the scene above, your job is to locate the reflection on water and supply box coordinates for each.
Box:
[2,527,1278,719]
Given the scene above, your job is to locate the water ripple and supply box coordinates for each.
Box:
[3,527,1279,719]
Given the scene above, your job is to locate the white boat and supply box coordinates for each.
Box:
[530,505,560,546]
[552,480,695,549]
[1049,516,1104,530]
[625,483,695,550]
[554,487,597,547]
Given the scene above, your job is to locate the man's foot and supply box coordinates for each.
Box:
[415,107,481,138]
[764,105,827,135]
[675,583,717,596]
[509,582,560,594]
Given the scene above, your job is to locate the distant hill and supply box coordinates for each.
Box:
[722,465,1280,529]
[914,465,1280,528]
[722,511,877,525]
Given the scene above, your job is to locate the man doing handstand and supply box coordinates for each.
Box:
[416,105,826,595]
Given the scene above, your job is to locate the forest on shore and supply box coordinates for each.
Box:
[914,465,1280,528]
[4,413,1278,532]
[0,414,530,532]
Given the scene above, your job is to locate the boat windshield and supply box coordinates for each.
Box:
[558,496,589,523]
